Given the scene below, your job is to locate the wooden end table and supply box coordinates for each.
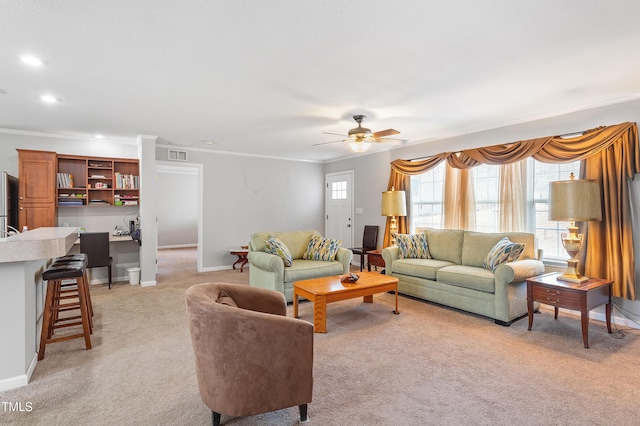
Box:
[526,272,612,348]
[293,272,399,333]
[229,248,248,272]
[367,249,385,272]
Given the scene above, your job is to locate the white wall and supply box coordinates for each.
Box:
[155,147,325,271]
[323,98,640,319]
[156,164,198,248]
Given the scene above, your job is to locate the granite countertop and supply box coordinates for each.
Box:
[0,227,79,263]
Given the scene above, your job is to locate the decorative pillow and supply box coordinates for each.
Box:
[216,290,238,307]
[394,232,430,259]
[483,237,526,271]
[303,235,342,261]
[264,237,293,267]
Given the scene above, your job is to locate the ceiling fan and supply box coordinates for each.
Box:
[313,115,405,153]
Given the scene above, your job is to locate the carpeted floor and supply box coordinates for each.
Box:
[1,248,639,425]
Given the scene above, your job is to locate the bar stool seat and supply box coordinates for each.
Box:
[39,262,92,360]
[52,254,93,319]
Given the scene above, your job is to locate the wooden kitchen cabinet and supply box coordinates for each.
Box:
[17,149,57,230]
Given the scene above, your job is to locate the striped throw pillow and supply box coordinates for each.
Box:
[303,235,342,261]
[483,237,525,271]
[265,237,293,267]
[394,232,430,259]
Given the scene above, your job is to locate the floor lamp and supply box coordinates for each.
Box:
[381,188,407,246]
[549,173,602,283]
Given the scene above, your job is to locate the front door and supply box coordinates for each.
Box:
[325,171,353,248]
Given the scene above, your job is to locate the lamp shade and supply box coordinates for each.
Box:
[381,190,407,217]
[549,179,602,221]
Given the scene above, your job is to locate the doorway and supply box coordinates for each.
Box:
[325,171,354,247]
[156,162,203,272]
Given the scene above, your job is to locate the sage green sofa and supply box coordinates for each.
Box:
[248,230,353,302]
[382,228,545,325]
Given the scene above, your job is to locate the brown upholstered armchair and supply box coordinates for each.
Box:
[185,283,314,425]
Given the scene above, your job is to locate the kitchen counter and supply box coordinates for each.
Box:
[0,227,79,263]
[0,227,78,391]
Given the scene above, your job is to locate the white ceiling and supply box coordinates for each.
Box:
[2,1,640,162]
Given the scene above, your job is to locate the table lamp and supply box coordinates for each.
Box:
[549,173,602,283]
[381,188,407,245]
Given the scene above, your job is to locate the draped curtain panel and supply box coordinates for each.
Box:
[386,122,640,299]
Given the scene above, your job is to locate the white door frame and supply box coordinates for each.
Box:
[325,170,354,247]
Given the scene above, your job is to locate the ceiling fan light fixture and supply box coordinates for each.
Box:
[349,141,371,153]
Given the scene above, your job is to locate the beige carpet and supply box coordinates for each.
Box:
[1,248,639,425]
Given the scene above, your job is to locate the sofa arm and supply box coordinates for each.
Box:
[247,251,284,273]
[382,246,400,274]
[336,247,353,273]
[494,259,545,284]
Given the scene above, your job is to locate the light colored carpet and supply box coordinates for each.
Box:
[1,248,639,425]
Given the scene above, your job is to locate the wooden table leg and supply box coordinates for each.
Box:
[606,302,612,334]
[393,285,399,314]
[581,310,590,349]
[363,295,373,303]
[554,306,559,320]
[527,297,533,331]
[293,292,299,318]
[314,296,327,333]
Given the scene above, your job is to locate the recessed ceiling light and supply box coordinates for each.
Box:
[21,55,44,67]
[94,134,104,139]
[40,95,59,103]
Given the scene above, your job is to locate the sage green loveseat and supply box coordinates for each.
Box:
[382,228,545,325]
[248,230,353,302]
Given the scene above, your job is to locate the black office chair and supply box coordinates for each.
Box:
[80,232,113,289]
[349,225,379,272]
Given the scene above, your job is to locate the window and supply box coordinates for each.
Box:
[527,160,580,259]
[331,180,347,200]
[410,162,446,230]
[409,159,581,259]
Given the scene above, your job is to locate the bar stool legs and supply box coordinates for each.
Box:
[39,262,92,360]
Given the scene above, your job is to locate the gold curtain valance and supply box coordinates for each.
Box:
[390,122,638,175]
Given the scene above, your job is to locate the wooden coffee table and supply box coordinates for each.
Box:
[293,272,399,333]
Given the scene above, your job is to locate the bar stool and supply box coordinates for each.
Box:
[53,253,93,321]
[38,261,92,360]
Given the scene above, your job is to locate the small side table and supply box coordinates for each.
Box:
[229,248,249,272]
[367,250,385,272]
[526,272,612,348]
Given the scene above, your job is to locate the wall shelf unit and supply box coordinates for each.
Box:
[57,155,140,207]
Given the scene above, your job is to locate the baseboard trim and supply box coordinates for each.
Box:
[0,372,29,392]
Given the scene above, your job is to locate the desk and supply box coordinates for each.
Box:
[526,273,612,348]
[71,234,139,283]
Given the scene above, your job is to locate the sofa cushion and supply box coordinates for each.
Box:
[284,259,344,282]
[394,232,430,259]
[392,258,455,280]
[264,237,293,267]
[436,265,496,293]
[420,227,464,264]
[304,235,342,261]
[269,230,318,259]
[483,237,526,271]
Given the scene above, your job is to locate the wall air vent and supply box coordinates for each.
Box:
[168,149,188,161]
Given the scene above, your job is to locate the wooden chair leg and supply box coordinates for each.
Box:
[38,281,56,360]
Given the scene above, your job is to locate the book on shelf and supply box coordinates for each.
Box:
[56,172,74,188]
[114,172,139,189]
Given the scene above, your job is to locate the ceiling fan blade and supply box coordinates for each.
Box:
[312,139,345,146]
[372,137,408,144]
[373,129,400,138]
[322,132,348,137]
